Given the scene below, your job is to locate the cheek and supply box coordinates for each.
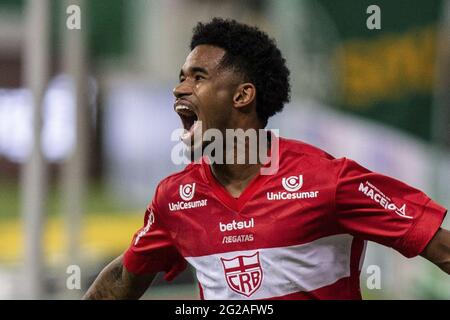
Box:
[197,84,230,110]
[195,82,234,125]
[210,84,234,110]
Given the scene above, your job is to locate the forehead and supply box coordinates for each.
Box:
[182,45,226,72]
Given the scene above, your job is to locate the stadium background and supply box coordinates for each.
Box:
[0,0,449,299]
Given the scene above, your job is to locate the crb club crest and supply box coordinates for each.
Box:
[282,175,303,192]
[220,252,263,297]
[179,183,196,201]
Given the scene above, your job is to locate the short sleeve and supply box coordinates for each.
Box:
[334,158,447,258]
[123,190,187,281]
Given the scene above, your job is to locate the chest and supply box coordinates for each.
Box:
[163,177,336,257]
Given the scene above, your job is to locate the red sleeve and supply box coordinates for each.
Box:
[334,158,447,258]
[123,188,187,281]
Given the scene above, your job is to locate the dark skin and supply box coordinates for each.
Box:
[84,45,263,299]
[422,228,450,273]
[174,45,264,197]
[83,254,155,299]
[83,44,450,300]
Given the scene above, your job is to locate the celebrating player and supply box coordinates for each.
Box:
[84,18,449,300]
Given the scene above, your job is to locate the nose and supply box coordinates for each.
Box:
[173,80,193,99]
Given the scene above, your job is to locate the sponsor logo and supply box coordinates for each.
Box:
[134,210,155,245]
[222,234,254,244]
[180,183,195,201]
[221,252,263,297]
[282,175,303,192]
[168,199,208,211]
[219,218,254,232]
[267,190,319,200]
[169,183,208,211]
[267,175,319,201]
[358,181,412,219]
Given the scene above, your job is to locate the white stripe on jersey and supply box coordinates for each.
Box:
[359,240,368,271]
[185,234,354,300]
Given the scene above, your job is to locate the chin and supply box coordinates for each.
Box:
[182,136,209,163]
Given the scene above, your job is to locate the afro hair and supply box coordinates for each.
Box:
[190,18,291,127]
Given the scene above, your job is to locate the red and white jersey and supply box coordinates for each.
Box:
[124,137,447,300]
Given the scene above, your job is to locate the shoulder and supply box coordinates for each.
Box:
[278,137,351,175]
[280,137,336,161]
[154,162,203,196]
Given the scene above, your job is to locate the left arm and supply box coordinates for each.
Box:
[421,228,450,275]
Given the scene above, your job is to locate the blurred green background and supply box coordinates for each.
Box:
[0,0,449,299]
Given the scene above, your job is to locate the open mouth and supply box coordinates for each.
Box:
[175,104,199,132]
[175,104,202,144]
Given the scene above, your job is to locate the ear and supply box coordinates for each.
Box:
[233,83,256,109]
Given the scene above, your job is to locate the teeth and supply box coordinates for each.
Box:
[175,105,190,111]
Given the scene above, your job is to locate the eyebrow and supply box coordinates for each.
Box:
[179,66,209,78]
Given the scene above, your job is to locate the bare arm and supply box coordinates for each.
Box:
[83,254,156,300]
[421,228,450,275]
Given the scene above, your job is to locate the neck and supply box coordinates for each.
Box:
[211,162,261,184]
[208,129,270,197]
[210,163,262,199]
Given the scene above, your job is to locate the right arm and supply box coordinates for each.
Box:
[85,190,187,300]
[83,254,156,300]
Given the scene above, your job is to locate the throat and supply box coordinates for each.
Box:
[210,163,261,198]
[225,183,247,198]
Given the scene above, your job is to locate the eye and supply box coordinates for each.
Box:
[179,76,186,83]
[195,74,205,81]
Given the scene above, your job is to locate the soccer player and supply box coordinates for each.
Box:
[84,18,449,300]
